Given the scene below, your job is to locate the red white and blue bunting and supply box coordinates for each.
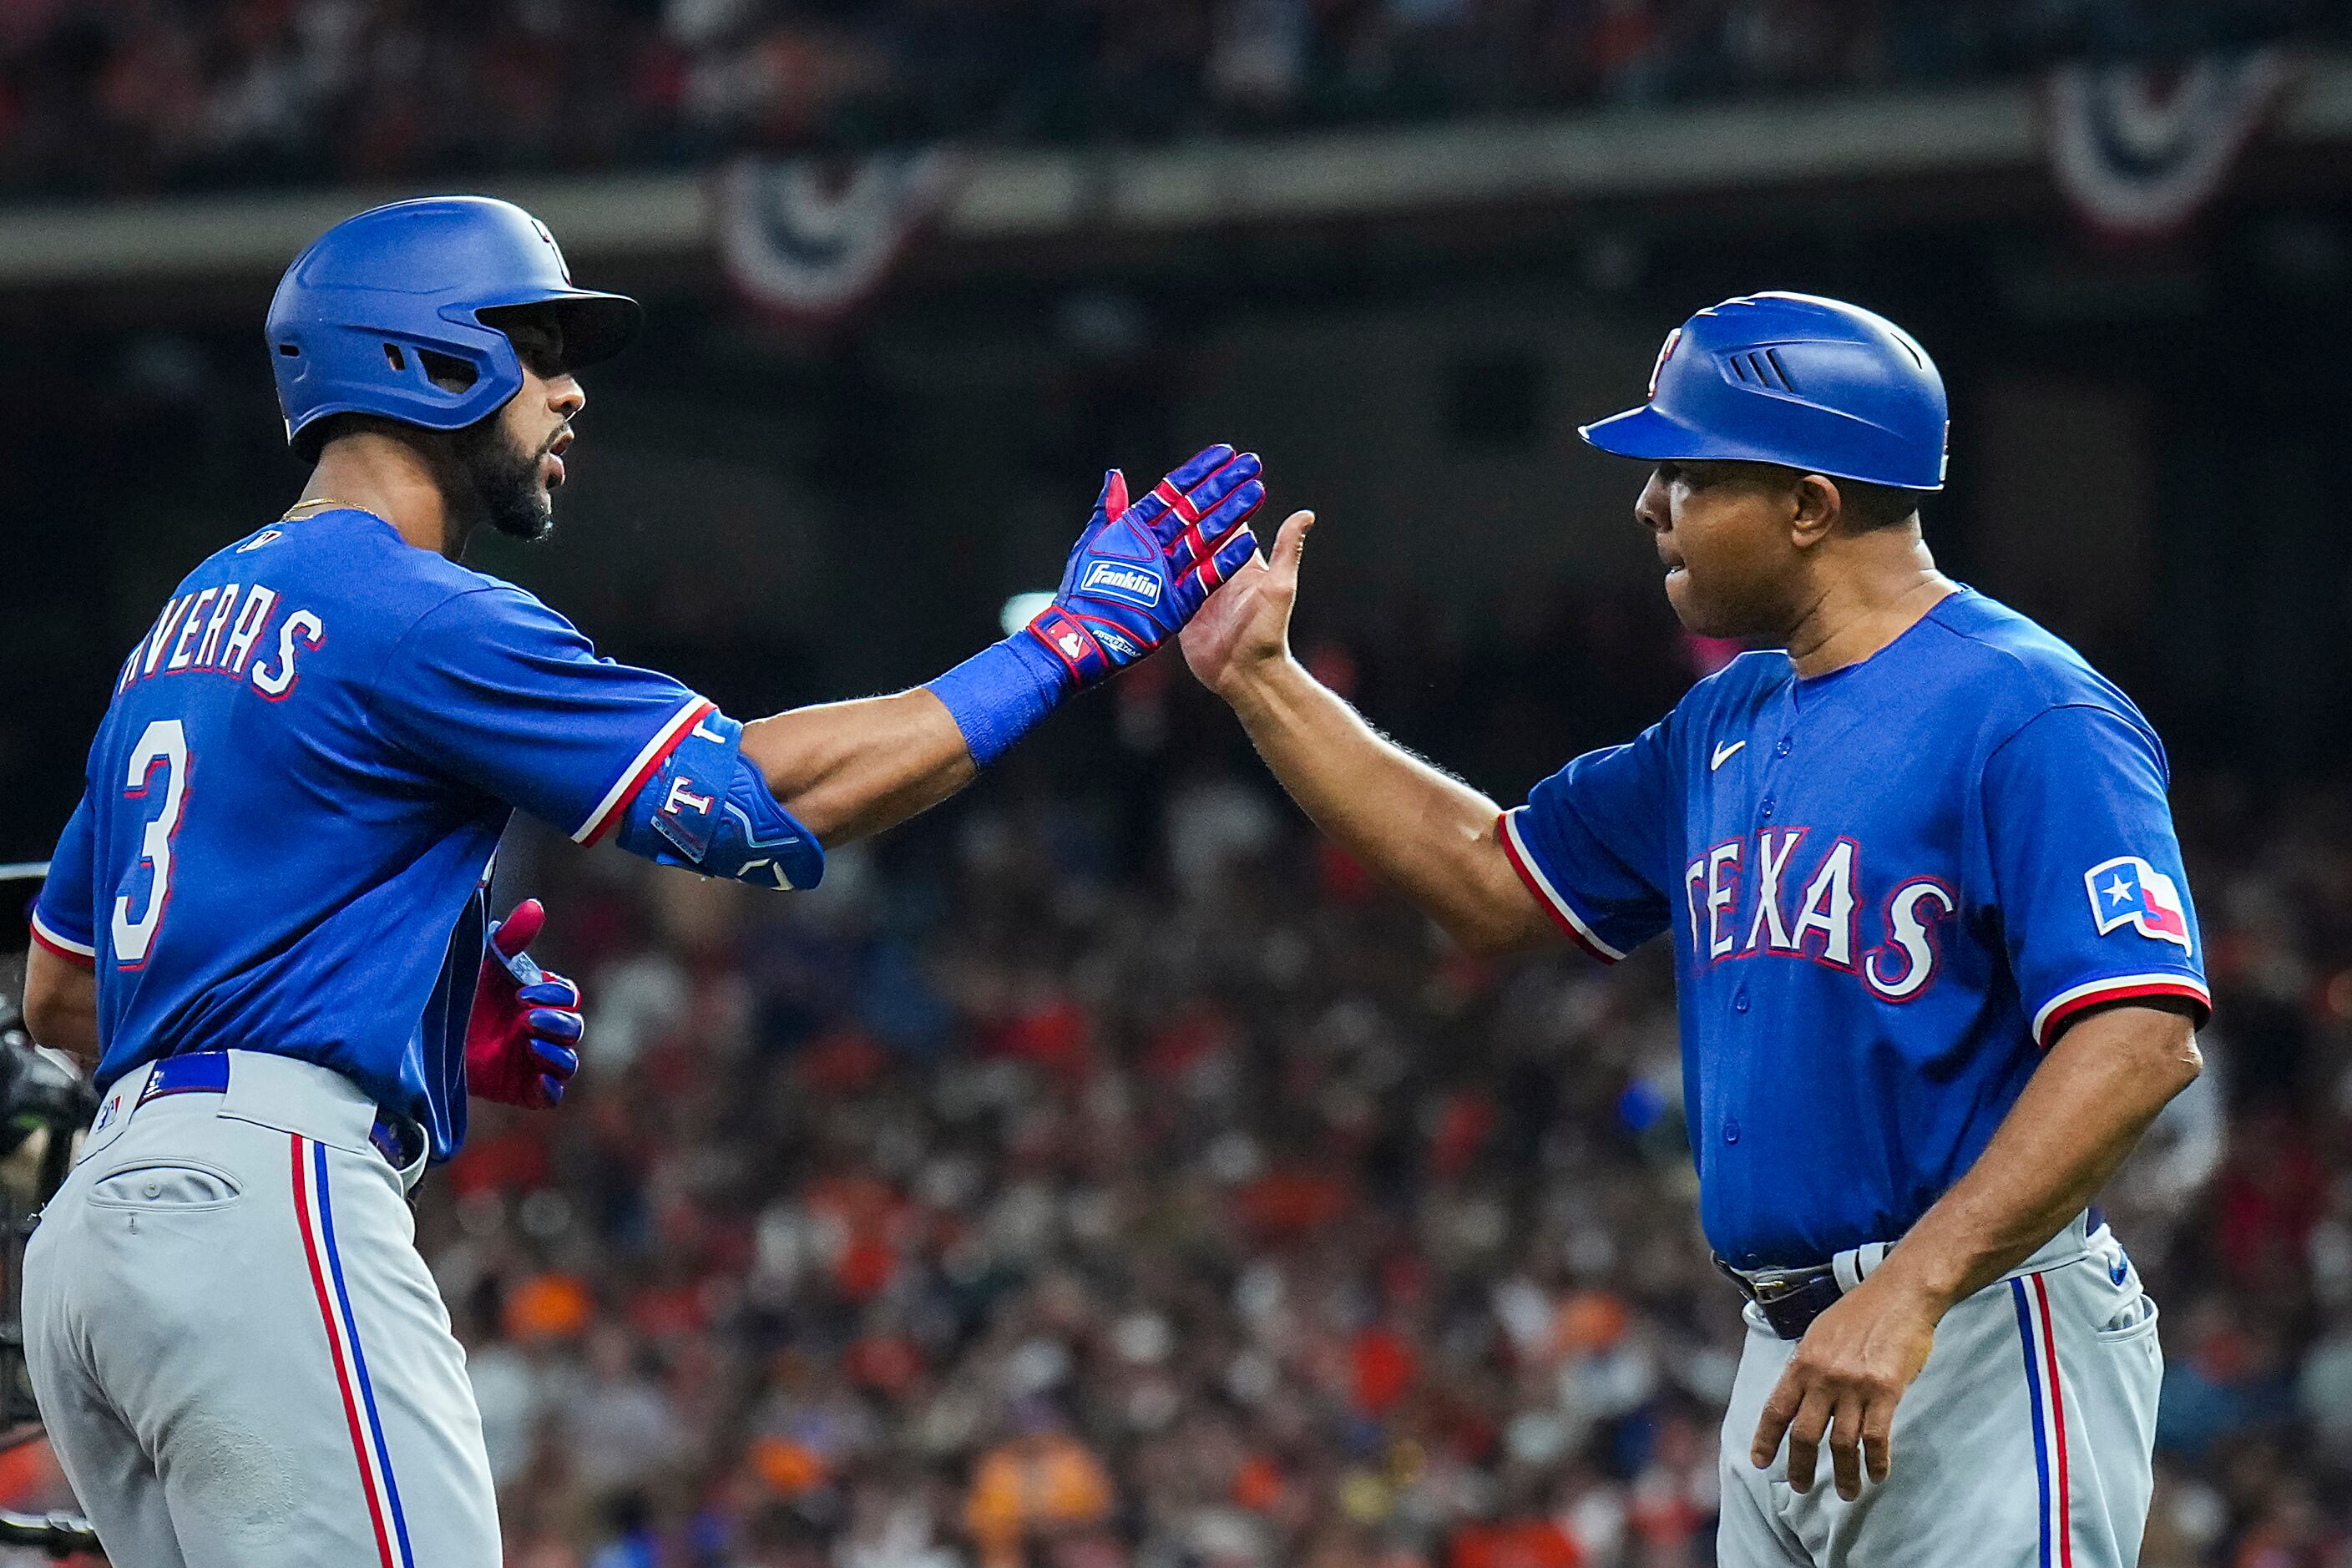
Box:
[2045,48,2294,239]
[716,149,964,325]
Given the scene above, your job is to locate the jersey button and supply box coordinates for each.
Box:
[1733,989,1750,1013]
[1775,737,1793,757]
[1724,1118,1742,1145]
[1758,797,1775,821]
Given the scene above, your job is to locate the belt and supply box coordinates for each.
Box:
[1715,1255,1853,1341]
[113,1051,428,1192]
[1717,1209,2106,1342]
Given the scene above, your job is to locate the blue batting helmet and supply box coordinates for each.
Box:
[266,196,642,454]
[1581,292,1947,491]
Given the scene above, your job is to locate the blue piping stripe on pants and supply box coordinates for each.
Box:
[316,1140,417,1568]
[2012,1277,2052,1568]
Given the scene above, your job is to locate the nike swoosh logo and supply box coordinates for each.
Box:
[1710,740,1746,771]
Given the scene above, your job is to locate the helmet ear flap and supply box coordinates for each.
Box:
[279,313,525,456]
[418,310,526,422]
[414,348,480,393]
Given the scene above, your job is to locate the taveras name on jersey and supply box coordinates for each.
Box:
[33,509,726,1162]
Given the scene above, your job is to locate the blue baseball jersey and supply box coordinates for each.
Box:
[1499,589,2209,1268]
[31,508,726,1161]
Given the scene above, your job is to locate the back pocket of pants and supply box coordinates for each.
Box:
[2097,1292,2160,1343]
[88,1161,242,1211]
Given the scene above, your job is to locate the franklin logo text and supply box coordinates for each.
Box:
[1080,562,1161,607]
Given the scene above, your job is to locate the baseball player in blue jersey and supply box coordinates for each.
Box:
[1181,293,2207,1565]
[16,195,1266,1566]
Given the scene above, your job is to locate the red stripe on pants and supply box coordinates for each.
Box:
[2030,1272,2073,1568]
[291,1135,397,1568]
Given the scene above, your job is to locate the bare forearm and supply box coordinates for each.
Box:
[1877,1002,2202,1312]
[740,689,978,846]
[1224,656,1547,953]
[1183,512,1546,953]
[22,947,99,1064]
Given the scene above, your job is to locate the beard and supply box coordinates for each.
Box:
[444,414,558,546]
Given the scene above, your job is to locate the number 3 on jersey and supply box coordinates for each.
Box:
[114,719,190,968]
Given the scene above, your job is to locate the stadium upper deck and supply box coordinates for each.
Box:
[0,0,2334,200]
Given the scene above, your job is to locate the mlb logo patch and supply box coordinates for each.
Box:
[1027,607,1110,683]
[2084,856,2192,953]
[94,1094,120,1134]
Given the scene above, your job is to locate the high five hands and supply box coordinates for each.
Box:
[1179,508,1317,701]
[1024,445,1268,688]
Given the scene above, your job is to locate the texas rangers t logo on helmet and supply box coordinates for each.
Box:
[1647,326,1682,401]
[2083,856,2192,952]
[530,217,574,284]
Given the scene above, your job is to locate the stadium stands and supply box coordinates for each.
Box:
[0,0,2334,197]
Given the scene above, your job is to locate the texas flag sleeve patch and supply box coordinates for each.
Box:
[2083,855,2193,953]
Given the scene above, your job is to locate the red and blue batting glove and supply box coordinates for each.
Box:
[926,445,1265,765]
[1027,444,1265,683]
[467,899,583,1110]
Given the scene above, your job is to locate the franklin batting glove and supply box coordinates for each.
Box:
[927,445,1265,765]
[1026,445,1265,683]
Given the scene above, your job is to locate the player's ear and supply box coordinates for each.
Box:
[1789,473,1841,549]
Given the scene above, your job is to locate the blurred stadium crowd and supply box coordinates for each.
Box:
[7,594,2334,1568]
[0,0,2334,197]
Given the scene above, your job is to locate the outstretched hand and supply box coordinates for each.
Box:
[1181,509,1316,702]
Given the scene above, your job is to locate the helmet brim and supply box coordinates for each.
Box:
[478,291,643,372]
[1579,402,1750,463]
[1579,402,1945,490]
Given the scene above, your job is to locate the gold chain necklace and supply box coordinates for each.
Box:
[281,497,379,521]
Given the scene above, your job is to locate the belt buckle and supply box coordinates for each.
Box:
[1744,1267,1813,1306]
[1714,1254,1768,1304]
[1713,1254,1824,1308]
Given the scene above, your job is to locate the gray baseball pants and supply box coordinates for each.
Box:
[1719,1217,2162,1566]
[22,1051,498,1566]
